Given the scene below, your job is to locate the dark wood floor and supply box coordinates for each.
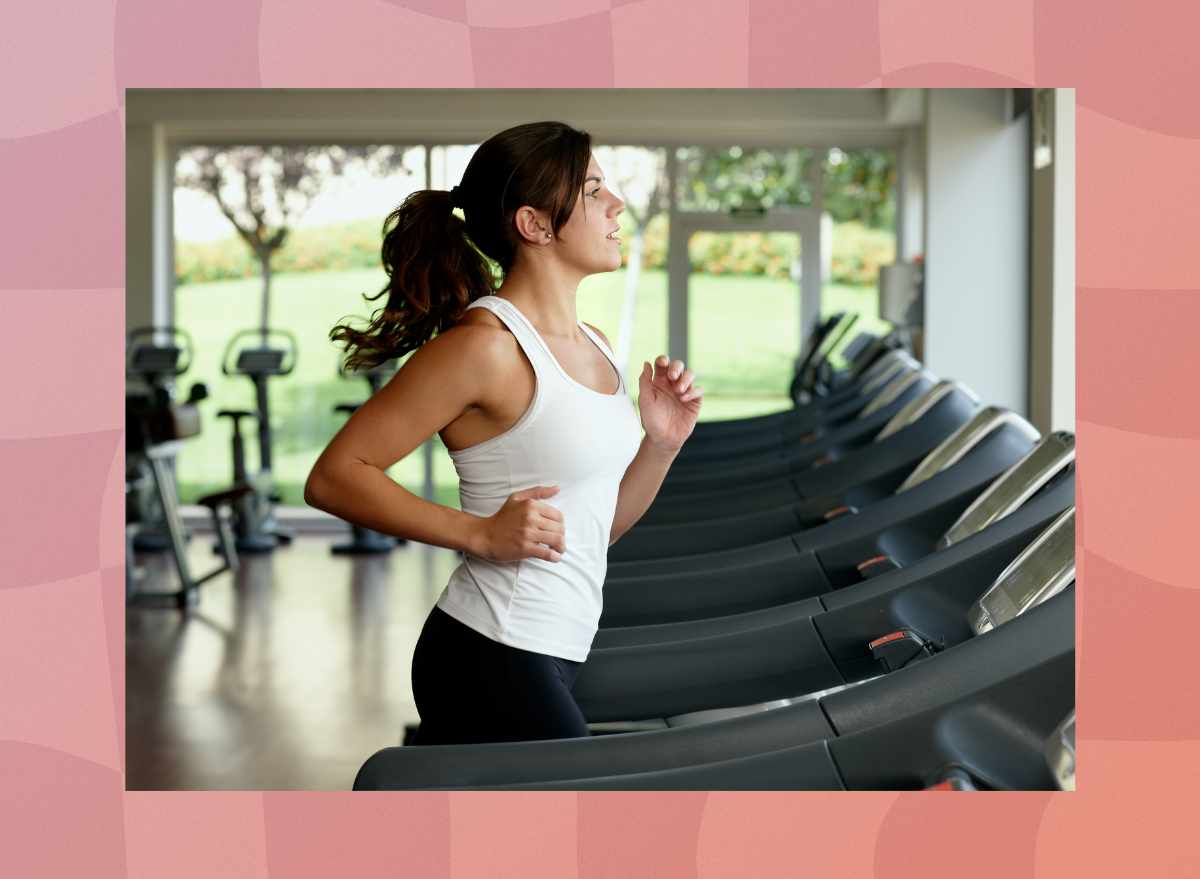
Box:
[126,535,460,791]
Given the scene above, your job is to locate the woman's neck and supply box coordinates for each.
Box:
[496,256,584,337]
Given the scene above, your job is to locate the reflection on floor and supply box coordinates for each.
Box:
[126,535,461,791]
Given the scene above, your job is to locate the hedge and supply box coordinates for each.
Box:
[177,216,895,287]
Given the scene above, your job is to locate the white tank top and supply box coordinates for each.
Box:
[435,296,643,661]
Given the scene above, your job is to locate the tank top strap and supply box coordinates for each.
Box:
[577,321,627,394]
[464,296,555,378]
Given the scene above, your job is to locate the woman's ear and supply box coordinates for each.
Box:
[513,205,553,246]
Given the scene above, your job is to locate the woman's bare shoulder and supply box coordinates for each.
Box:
[411,306,520,376]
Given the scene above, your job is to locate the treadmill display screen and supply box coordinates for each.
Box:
[938,431,1074,548]
[975,506,1075,631]
[898,407,1004,492]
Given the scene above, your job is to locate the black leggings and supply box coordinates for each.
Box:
[410,606,591,746]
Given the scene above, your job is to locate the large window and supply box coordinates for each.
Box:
[169,139,898,506]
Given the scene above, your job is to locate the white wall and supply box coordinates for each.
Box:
[1029,88,1075,435]
[1050,90,1075,433]
[923,89,1030,415]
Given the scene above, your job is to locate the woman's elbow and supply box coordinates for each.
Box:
[304,466,330,511]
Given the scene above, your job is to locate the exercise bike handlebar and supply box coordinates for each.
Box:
[221,327,299,377]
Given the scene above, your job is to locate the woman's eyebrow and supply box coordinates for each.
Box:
[584,175,603,184]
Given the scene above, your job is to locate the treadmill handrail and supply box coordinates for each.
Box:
[893,406,1039,492]
[858,368,936,418]
[875,379,982,442]
[968,505,1075,635]
[938,431,1075,549]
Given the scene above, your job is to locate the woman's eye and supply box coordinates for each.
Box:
[588,188,600,198]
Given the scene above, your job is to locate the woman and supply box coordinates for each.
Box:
[305,122,701,745]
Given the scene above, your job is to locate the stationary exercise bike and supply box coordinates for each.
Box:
[218,328,298,552]
[330,359,404,554]
[125,327,246,608]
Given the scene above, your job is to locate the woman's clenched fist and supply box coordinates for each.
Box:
[475,485,566,562]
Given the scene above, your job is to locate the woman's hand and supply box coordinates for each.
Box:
[638,356,703,453]
[475,485,566,563]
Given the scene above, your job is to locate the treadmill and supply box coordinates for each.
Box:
[666,352,926,470]
[683,333,900,445]
[656,363,937,496]
[599,425,1070,628]
[568,467,1074,724]
[354,506,1075,790]
[614,388,1019,562]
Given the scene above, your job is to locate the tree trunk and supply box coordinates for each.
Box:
[614,227,645,375]
[257,247,273,341]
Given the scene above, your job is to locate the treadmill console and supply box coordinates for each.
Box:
[895,407,1040,493]
[875,380,982,442]
[857,350,917,397]
[938,431,1075,549]
[858,368,936,418]
[968,506,1075,636]
[1043,710,1076,791]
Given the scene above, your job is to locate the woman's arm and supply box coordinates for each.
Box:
[609,355,702,544]
[305,320,567,563]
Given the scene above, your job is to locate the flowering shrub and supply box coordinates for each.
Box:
[176,220,384,286]
[829,221,896,286]
[179,216,895,287]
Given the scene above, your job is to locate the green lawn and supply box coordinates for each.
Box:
[173,266,887,506]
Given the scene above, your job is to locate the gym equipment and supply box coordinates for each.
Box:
[218,328,298,551]
[654,366,939,499]
[353,539,1074,789]
[125,327,246,608]
[682,336,901,450]
[600,428,1071,628]
[670,350,923,468]
[591,466,1073,652]
[790,312,858,401]
[331,360,402,554]
[611,382,991,562]
[635,376,970,530]
[682,329,898,448]
[567,493,1075,725]
[1043,710,1076,791]
[471,651,1073,791]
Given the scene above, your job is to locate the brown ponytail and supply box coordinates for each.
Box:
[332,122,594,372]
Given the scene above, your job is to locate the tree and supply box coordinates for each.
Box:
[822,147,897,229]
[175,145,409,337]
[676,146,815,212]
[596,146,670,373]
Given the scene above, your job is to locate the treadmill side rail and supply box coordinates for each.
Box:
[938,431,1075,548]
[968,506,1076,635]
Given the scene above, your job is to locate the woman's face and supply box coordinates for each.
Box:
[555,154,626,276]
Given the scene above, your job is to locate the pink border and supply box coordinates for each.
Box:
[2,0,1199,874]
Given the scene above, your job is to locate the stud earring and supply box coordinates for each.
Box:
[546,233,552,239]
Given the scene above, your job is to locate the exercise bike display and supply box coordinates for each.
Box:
[218,328,298,552]
[331,359,403,554]
[125,327,245,608]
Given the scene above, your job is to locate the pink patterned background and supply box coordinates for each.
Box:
[1,0,1198,874]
